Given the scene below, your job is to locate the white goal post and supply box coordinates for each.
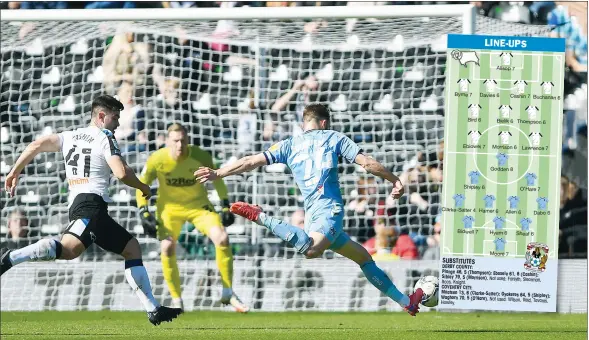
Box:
[2,5,579,313]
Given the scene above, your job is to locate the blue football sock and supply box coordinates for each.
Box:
[258,213,312,254]
[361,260,410,307]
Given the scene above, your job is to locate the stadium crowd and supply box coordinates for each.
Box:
[1,1,587,261]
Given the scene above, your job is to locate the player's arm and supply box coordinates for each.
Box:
[336,132,404,199]
[135,154,157,208]
[133,154,158,237]
[200,150,235,226]
[194,153,267,183]
[4,134,61,196]
[354,153,404,199]
[355,153,400,185]
[100,132,151,198]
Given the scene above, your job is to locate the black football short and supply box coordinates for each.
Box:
[64,193,133,255]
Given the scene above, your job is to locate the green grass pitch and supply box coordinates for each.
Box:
[1,311,586,340]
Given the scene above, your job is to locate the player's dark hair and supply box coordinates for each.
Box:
[303,103,330,124]
[91,95,124,117]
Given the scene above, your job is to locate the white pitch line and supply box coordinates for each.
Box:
[447,151,556,158]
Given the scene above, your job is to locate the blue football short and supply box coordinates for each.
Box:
[304,203,350,251]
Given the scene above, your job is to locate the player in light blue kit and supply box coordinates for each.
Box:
[537,197,549,211]
[493,216,505,230]
[483,194,496,208]
[468,170,481,185]
[462,216,475,229]
[453,194,466,208]
[496,153,509,166]
[493,238,506,252]
[524,172,537,186]
[507,196,520,209]
[194,104,424,316]
[520,218,532,231]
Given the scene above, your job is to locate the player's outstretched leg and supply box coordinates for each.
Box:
[1,235,82,275]
[230,202,312,254]
[121,238,182,326]
[333,239,424,316]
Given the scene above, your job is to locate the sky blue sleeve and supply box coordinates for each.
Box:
[336,133,362,163]
[263,139,290,165]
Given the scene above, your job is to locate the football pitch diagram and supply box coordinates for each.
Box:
[439,34,565,313]
[442,44,563,260]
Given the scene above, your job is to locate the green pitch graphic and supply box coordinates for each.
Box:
[439,35,565,312]
[441,47,564,261]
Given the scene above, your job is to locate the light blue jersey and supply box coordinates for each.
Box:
[494,238,506,252]
[525,173,537,186]
[263,130,361,248]
[468,171,481,185]
[493,216,505,230]
[483,194,496,208]
[507,196,520,209]
[536,197,549,211]
[520,218,532,231]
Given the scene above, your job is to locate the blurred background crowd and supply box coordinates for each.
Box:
[1,1,587,261]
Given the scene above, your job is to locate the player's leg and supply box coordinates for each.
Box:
[1,219,93,275]
[158,208,184,310]
[94,213,181,325]
[191,209,249,313]
[333,238,424,316]
[230,202,313,254]
[230,202,336,258]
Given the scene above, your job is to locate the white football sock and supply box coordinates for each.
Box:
[124,264,160,312]
[9,239,61,265]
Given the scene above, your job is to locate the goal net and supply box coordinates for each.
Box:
[2,6,578,313]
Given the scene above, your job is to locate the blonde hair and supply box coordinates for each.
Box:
[167,123,187,135]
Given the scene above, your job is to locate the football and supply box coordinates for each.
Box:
[414,275,439,307]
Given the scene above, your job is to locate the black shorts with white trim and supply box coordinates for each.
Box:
[65,193,133,255]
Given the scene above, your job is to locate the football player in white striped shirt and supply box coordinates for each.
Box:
[1,95,182,326]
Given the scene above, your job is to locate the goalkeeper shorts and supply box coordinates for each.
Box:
[65,193,133,255]
[156,204,223,241]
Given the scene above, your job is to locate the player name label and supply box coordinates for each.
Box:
[517,119,544,125]
[521,145,547,151]
[490,166,512,171]
[492,144,517,150]
[532,94,560,100]
[480,93,497,98]
[455,92,471,97]
[457,229,475,234]
[463,144,484,149]
[442,207,475,213]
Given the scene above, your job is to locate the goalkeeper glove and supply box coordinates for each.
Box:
[220,199,235,227]
[138,206,158,238]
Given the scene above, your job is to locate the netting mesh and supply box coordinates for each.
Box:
[0,12,561,311]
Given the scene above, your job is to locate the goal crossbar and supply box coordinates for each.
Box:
[0,5,477,34]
